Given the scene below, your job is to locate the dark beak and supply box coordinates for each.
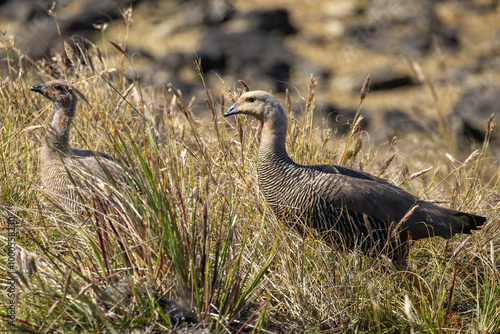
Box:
[223,102,240,117]
[30,83,46,94]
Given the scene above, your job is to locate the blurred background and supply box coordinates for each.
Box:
[1,0,499,156]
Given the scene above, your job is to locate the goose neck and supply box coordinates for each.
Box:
[259,124,292,164]
[50,104,73,148]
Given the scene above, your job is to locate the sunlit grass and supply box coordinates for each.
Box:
[1,10,499,333]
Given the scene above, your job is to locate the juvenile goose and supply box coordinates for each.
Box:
[31,80,125,212]
[224,91,486,264]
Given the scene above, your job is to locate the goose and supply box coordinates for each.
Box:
[31,80,124,212]
[224,91,486,265]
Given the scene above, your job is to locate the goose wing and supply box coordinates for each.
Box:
[311,169,484,240]
[76,156,126,185]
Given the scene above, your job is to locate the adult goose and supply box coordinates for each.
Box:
[224,91,486,265]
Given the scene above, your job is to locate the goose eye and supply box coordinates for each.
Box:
[54,85,64,91]
[246,97,255,103]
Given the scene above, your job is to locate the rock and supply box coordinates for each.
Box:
[98,278,197,327]
[343,0,460,55]
[5,0,140,59]
[196,30,296,92]
[202,0,235,26]
[474,53,500,75]
[453,84,499,143]
[157,8,328,94]
[243,8,297,35]
[320,103,371,134]
[371,109,437,143]
[384,109,437,135]
[0,0,50,22]
[351,67,416,92]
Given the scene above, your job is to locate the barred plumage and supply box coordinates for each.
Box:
[31,80,125,213]
[224,91,486,264]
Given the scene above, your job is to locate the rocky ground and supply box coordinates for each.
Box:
[2,0,499,157]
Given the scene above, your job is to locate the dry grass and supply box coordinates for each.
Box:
[1,14,500,334]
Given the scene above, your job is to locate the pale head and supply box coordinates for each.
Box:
[224,90,290,153]
[223,91,288,127]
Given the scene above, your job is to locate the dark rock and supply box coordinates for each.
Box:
[7,0,141,59]
[0,0,51,22]
[197,30,327,92]
[4,2,325,98]
[197,30,296,91]
[384,109,437,135]
[157,8,327,94]
[370,76,413,91]
[453,84,500,142]
[191,7,310,92]
[98,278,197,327]
[244,8,297,35]
[371,109,437,143]
[320,103,371,134]
[157,299,198,326]
[343,0,460,55]
[352,67,416,92]
[473,53,500,75]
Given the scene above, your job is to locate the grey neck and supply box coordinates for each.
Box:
[258,121,294,166]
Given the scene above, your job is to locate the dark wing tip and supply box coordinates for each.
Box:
[468,213,487,231]
[452,212,486,235]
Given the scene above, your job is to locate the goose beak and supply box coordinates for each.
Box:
[223,102,240,117]
[30,83,46,94]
